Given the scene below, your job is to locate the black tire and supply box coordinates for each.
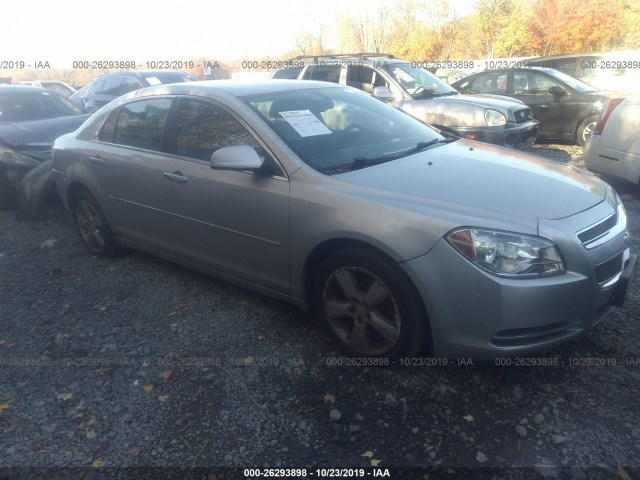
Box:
[72,190,116,256]
[313,248,431,359]
[576,115,598,147]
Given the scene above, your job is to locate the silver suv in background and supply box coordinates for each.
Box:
[272,53,540,148]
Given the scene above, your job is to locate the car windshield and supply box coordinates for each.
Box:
[0,89,83,122]
[384,63,457,97]
[243,86,445,173]
[548,70,600,93]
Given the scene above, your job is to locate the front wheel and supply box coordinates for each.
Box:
[72,190,116,256]
[313,248,431,359]
[576,115,598,147]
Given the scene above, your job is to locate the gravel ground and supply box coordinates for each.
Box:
[1,143,640,480]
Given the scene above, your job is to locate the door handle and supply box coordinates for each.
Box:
[163,172,188,183]
[89,156,104,166]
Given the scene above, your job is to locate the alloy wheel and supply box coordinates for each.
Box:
[322,266,401,355]
[75,199,105,253]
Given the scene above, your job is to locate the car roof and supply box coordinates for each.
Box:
[130,79,344,98]
[528,52,605,61]
[288,53,404,65]
[0,84,55,94]
[472,66,556,74]
[92,70,194,80]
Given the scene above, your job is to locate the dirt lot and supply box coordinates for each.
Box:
[1,143,639,480]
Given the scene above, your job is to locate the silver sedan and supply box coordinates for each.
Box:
[52,80,636,360]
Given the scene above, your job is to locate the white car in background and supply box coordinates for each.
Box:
[584,97,640,183]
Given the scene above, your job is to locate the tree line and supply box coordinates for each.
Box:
[289,0,640,62]
[7,0,639,85]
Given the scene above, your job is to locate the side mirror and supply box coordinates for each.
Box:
[549,86,567,96]
[373,86,397,101]
[210,145,264,171]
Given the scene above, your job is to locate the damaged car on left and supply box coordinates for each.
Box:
[0,85,89,211]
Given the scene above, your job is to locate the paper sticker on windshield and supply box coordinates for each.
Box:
[145,77,162,86]
[278,110,332,137]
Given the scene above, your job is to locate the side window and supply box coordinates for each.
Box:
[122,77,142,95]
[91,79,106,94]
[469,73,507,94]
[98,108,118,142]
[46,84,69,97]
[513,73,560,93]
[302,66,341,83]
[531,73,560,93]
[346,66,381,94]
[271,67,303,79]
[102,77,123,96]
[455,79,470,92]
[513,73,530,93]
[554,59,577,76]
[176,99,259,161]
[113,98,172,151]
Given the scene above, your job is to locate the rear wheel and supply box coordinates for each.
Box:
[313,248,430,359]
[576,115,598,146]
[72,190,115,256]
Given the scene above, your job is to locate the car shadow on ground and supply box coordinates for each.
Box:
[522,141,578,164]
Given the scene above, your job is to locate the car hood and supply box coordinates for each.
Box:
[0,115,90,148]
[402,93,531,127]
[338,140,606,222]
[438,92,524,108]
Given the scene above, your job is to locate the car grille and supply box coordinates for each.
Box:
[595,252,623,284]
[514,108,533,123]
[577,212,617,245]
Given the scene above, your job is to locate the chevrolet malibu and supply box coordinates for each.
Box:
[52,80,636,360]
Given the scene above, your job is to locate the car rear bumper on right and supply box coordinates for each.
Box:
[584,134,640,184]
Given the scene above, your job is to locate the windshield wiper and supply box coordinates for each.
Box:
[319,139,448,174]
[396,139,440,156]
[354,139,443,166]
[319,154,398,174]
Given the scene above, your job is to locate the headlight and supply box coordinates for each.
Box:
[446,228,565,277]
[484,109,507,126]
[0,144,39,167]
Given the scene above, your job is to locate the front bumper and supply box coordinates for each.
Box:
[16,159,57,219]
[453,120,539,149]
[401,204,633,360]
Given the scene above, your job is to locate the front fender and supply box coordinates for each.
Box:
[16,159,56,219]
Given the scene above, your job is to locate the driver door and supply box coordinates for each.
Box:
[161,97,290,293]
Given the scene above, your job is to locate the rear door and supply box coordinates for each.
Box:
[90,96,175,251]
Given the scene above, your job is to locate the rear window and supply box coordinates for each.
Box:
[143,72,198,85]
[301,66,341,83]
[271,67,303,79]
[101,77,124,96]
